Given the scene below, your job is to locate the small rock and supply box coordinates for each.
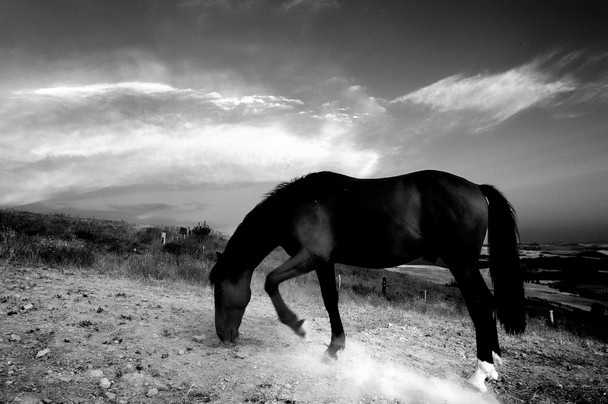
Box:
[10,334,21,342]
[146,388,159,397]
[12,392,42,404]
[105,392,116,401]
[100,378,112,389]
[192,335,205,343]
[161,353,169,359]
[36,349,50,358]
[22,303,34,311]
[89,369,104,378]
[178,349,185,355]
[120,372,146,388]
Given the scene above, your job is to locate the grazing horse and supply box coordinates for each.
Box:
[209,170,525,392]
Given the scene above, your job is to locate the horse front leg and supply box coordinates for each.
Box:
[316,263,345,359]
[264,250,316,337]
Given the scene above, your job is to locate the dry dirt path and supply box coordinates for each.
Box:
[1,264,607,403]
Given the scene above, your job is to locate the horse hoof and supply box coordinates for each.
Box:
[467,377,488,393]
[292,319,306,338]
[467,359,497,393]
[331,334,346,352]
[322,350,338,363]
[492,351,503,367]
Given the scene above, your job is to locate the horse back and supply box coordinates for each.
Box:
[287,171,488,267]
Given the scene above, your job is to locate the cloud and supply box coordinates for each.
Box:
[280,0,340,13]
[208,94,304,112]
[12,81,306,120]
[0,80,381,206]
[392,60,576,131]
[18,82,180,98]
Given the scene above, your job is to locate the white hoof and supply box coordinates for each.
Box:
[492,351,503,366]
[468,363,490,392]
[468,353,501,392]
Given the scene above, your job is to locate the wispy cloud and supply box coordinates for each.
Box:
[392,60,576,131]
[280,0,340,13]
[0,80,382,205]
[17,82,180,98]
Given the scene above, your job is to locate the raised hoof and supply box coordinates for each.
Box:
[290,319,306,338]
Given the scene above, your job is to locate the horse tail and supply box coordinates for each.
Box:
[479,184,526,335]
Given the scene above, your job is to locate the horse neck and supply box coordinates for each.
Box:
[224,206,281,273]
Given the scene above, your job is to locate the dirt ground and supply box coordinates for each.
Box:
[1,264,607,404]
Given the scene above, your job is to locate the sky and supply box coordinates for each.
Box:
[0,0,606,243]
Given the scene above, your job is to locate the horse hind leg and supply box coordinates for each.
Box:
[450,265,502,392]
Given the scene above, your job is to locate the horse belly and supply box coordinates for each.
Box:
[332,218,425,268]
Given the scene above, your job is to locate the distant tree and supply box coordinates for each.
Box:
[163,242,184,265]
[192,221,211,238]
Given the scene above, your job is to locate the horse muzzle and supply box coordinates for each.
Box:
[217,329,239,344]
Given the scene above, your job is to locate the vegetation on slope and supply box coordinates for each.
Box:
[0,209,225,284]
[1,209,605,342]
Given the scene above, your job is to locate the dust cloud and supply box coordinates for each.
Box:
[289,340,500,404]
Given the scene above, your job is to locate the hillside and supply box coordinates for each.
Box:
[0,209,225,284]
[2,262,607,403]
[1,209,608,403]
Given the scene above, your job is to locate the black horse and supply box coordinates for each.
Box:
[209,170,525,391]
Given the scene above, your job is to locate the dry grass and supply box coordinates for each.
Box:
[2,208,603,345]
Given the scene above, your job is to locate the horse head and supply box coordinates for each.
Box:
[210,252,252,344]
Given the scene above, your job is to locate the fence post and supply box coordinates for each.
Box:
[549,310,555,326]
[382,276,387,296]
[161,232,166,245]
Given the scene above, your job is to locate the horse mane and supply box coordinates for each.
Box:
[208,175,310,284]
[258,176,305,209]
[235,175,308,233]
[243,171,344,229]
